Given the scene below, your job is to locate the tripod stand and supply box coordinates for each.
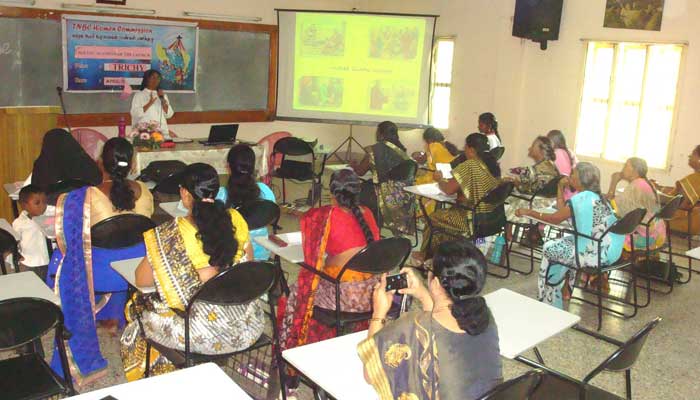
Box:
[326,124,368,164]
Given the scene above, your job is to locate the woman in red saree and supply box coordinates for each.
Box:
[277,169,380,353]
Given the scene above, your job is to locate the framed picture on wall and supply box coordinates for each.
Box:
[603,0,664,31]
[96,0,127,5]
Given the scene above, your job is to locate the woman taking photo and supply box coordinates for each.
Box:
[418,133,501,260]
[352,120,416,235]
[278,169,380,352]
[130,69,175,139]
[515,162,624,308]
[218,144,276,260]
[359,239,503,400]
[121,163,260,381]
[47,137,154,384]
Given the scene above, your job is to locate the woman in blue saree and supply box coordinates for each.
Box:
[47,138,153,383]
[516,162,624,309]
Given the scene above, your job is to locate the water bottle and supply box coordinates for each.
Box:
[490,234,506,264]
[118,116,127,138]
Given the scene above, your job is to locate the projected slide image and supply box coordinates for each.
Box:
[300,21,346,57]
[298,76,344,108]
[369,26,419,60]
[367,80,416,115]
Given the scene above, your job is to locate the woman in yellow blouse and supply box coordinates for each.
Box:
[415,128,460,214]
[121,163,261,381]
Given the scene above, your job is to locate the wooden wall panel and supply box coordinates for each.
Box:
[0,107,60,221]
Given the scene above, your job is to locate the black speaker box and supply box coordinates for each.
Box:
[512,0,563,42]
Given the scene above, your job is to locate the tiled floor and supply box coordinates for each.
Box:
[22,178,700,399]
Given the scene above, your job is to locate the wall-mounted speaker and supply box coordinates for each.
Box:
[512,0,563,50]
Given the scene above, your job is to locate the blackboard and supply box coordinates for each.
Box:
[0,12,274,119]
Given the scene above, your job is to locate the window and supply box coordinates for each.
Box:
[575,41,684,169]
[430,37,455,129]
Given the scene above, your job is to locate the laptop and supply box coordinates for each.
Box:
[198,124,239,145]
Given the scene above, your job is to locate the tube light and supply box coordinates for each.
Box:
[0,0,36,5]
[61,3,156,16]
[183,11,262,22]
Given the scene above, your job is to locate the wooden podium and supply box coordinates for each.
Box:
[0,106,61,221]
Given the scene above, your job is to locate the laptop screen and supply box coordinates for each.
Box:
[208,124,239,142]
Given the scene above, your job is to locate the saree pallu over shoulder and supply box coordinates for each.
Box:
[678,172,700,206]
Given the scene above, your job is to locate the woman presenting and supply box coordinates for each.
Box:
[130,69,174,138]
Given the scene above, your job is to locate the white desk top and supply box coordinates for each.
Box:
[282,288,580,400]
[686,247,700,260]
[0,271,60,305]
[0,218,19,239]
[66,363,252,400]
[160,201,188,218]
[403,183,457,203]
[111,257,155,294]
[253,232,304,264]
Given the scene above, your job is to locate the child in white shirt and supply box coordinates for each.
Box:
[12,185,49,281]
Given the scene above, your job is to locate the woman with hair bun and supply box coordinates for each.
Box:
[360,239,503,400]
[278,169,381,354]
[45,137,154,383]
[121,163,261,381]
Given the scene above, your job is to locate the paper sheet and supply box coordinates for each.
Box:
[435,163,452,179]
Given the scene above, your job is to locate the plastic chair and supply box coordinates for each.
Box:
[237,200,281,232]
[528,317,661,400]
[554,208,647,330]
[0,228,20,275]
[477,369,543,400]
[257,131,292,186]
[143,261,287,399]
[491,146,505,161]
[0,297,76,399]
[91,214,156,249]
[71,128,108,161]
[310,237,412,334]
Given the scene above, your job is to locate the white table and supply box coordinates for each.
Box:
[160,201,188,218]
[686,247,700,260]
[111,257,155,294]
[0,218,18,239]
[65,363,252,400]
[0,271,61,305]
[283,288,579,400]
[403,183,457,203]
[253,232,303,264]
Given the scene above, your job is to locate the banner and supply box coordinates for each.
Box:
[62,15,198,92]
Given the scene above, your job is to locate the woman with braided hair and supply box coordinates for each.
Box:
[277,169,381,355]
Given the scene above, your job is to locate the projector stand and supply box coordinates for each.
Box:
[327,124,367,164]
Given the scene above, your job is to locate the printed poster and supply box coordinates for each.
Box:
[62,14,198,92]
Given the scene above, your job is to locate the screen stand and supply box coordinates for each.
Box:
[327,124,367,164]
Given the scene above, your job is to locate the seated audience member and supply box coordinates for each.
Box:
[504,136,559,224]
[12,185,49,280]
[121,163,259,381]
[515,162,624,308]
[218,144,276,260]
[414,127,460,215]
[607,157,665,253]
[352,120,416,235]
[478,112,502,150]
[418,133,501,260]
[278,169,380,353]
[655,144,700,235]
[547,130,577,176]
[31,128,102,192]
[46,138,154,383]
[359,239,503,400]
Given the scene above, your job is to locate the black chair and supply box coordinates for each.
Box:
[143,261,286,399]
[669,200,700,282]
[309,237,412,334]
[526,318,661,400]
[506,176,562,275]
[138,160,187,185]
[91,214,156,249]
[423,182,515,278]
[152,170,185,196]
[555,208,647,331]
[491,146,505,161]
[0,297,76,399]
[450,153,467,168]
[477,369,543,400]
[237,199,281,232]
[0,228,20,275]
[272,137,327,206]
